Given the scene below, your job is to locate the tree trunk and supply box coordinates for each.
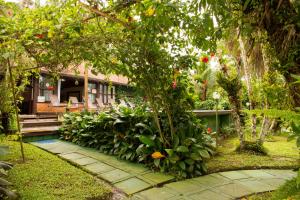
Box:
[268,119,276,135]
[230,97,244,149]
[7,60,25,162]
[259,115,270,144]
[238,30,257,138]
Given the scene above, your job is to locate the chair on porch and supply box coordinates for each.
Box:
[88,99,97,111]
[95,98,106,111]
[108,96,116,107]
[69,96,80,108]
[119,99,128,107]
[50,94,67,107]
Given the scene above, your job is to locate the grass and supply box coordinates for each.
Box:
[207,136,299,173]
[0,139,112,200]
[245,177,300,200]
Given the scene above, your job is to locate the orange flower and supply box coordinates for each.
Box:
[151,151,165,159]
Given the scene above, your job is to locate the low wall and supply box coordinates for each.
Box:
[193,110,232,131]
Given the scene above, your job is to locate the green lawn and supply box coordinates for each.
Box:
[207,136,299,173]
[0,139,112,200]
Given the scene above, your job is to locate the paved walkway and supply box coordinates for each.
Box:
[31,139,297,199]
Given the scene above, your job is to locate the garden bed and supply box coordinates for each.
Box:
[0,139,112,200]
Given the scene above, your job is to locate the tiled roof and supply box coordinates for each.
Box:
[41,63,128,85]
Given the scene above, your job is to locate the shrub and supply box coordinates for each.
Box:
[236,141,268,155]
[60,106,215,178]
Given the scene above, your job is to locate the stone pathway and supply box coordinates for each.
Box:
[30,139,297,199]
[31,139,175,195]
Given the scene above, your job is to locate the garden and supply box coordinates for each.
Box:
[0,0,299,199]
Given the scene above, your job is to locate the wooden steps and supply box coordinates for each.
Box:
[20,114,61,137]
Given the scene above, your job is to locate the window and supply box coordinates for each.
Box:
[88,82,97,103]
[39,75,55,101]
[99,83,115,104]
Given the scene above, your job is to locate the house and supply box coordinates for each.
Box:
[19,64,130,114]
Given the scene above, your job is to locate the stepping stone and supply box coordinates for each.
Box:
[77,149,113,161]
[85,162,114,174]
[189,189,231,200]
[191,174,230,188]
[60,152,86,160]
[133,187,177,200]
[165,180,204,195]
[118,162,149,174]
[31,140,62,150]
[49,147,76,154]
[238,179,273,193]
[239,170,275,179]
[73,157,98,166]
[212,182,253,198]
[259,178,286,189]
[114,177,151,195]
[219,171,250,180]
[264,170,297,180]
[100,169,131,183]
[141,172,175,185]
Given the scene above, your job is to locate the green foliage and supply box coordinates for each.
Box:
[207,136,299,173]
[0,160,18,200]
[195,99,231,110]
[245,109,300,148]
[289,122,300,148]
[236,141,268,155]
[270,178,300,200]
[60,106,215,178]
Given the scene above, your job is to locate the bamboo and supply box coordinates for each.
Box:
[7,59,25,162]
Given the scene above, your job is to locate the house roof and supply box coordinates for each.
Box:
[41,63,128,85]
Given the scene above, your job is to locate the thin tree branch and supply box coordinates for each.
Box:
[79,1,133,29]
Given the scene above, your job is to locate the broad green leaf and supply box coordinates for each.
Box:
[179,161,186,170]
[190,153,202,161]
[168,154,180,163]
[154,158,160,167]
[165,149,174,156]
[184,158,195,165]
[176,146,189,153]
[198,149,210,159]
[139,135,155,147]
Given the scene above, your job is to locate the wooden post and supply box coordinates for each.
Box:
[7,59,25,162]
[84,64,89,110]
[32,77,39,114]
[57,79,61,103]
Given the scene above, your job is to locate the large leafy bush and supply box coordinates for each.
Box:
[60,106,215,178]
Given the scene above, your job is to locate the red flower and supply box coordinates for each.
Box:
[207,127,212,133]
[201,56,209,63]
[210,52,215,57]
[47,86,55,90]
[35,34,44,39]
[172,80,177,89]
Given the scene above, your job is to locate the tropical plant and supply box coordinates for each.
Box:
[216,59,245,149]
[60,105,215,178]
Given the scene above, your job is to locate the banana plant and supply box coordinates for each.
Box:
[0,161,18,199]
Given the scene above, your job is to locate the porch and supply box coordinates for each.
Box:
[20,65,129,115]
